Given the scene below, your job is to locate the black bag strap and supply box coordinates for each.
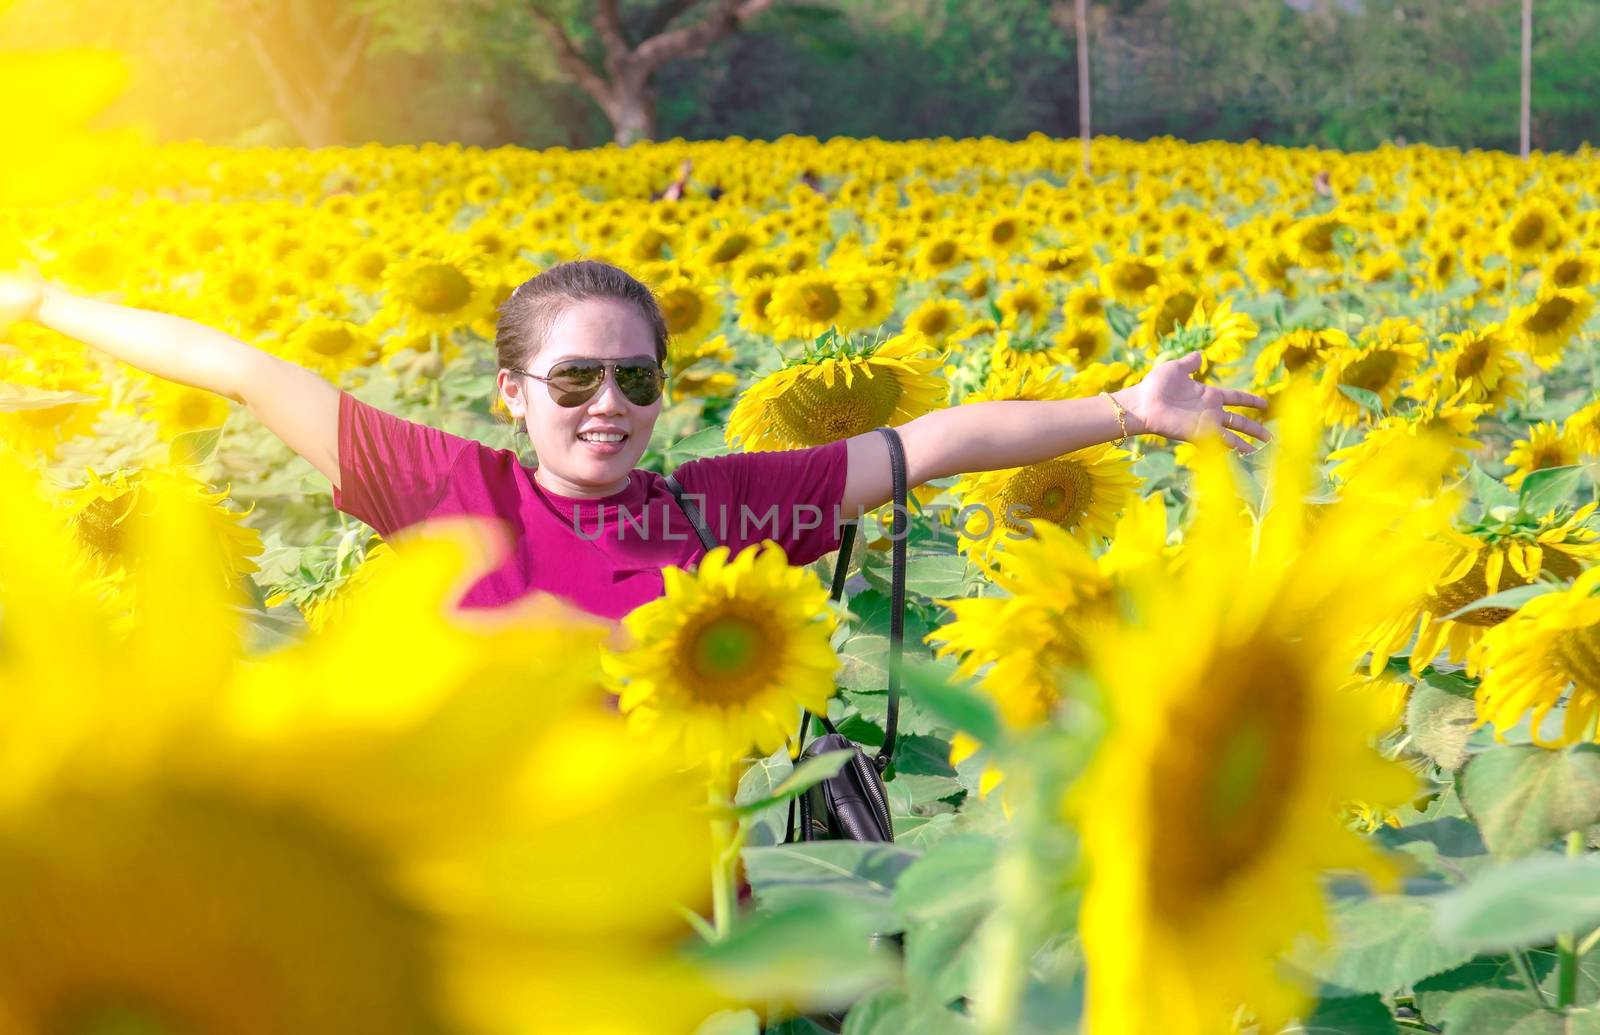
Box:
[663,474,719,553]
[874,424,908,770]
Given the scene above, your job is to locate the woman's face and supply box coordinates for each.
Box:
[497,297,662,499]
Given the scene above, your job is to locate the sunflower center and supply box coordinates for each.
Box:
[1421,548,1581,626]
[1550,260,1583,288]
[1341,349,1400,395]
[660,289,704,336]
[177,394,214,428]
[3,792,445,1035]
[1000,459,1092,531]
[1510,214,1546,250]
[770,366,904,445]
[354,253,386,280]
[927,241,957,265]
[1151,291,1199,339]
[75,492,138,563]
[1113,262,1159,295]
[1454,339,1491,379]
[1551,623,1600,695]
[797,284,842,322]
[1524,297,1577,335]
[1147,640,1305,922]
[225,275,261,306]
[680,611,778,704]
[710,233,751,264]
[915,309,952,336]
[405,263,471,315]
[305,327,359,357]
[989,221,1017,246]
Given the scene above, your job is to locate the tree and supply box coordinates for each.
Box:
[216,0,374,147]
[527,0,783,145]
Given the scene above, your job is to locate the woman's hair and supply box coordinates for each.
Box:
[493,260,670,435]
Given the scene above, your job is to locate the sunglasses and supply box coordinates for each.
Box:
[507,358,666,408]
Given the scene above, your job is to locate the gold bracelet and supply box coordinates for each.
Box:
[1101,391,1130,445]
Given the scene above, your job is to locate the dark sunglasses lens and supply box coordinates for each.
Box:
[616,363,663,405]
[547,362,604,407]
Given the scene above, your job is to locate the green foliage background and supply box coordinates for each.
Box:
[3,0,1598,151]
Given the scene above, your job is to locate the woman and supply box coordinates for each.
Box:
[0,260,1270,620]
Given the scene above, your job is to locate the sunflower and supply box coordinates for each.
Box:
[603,543,840,767]
[1326,389,1488,489]
[56,466,263,588]
[926,496,1167,728]
[1509,287,1594,369]
[1159,298,1258,368]
[1316,318,1427,427]
[1287,213,1353,269]
[952,441,1139,554]
[849,266,897,330]
[1252,328,1348,386]
[725,331,944,451]
[1542,249,1599,291]
[734,275,779,337]
[148,380,233,439]
[1563,397,1600,456]
[284,316,378,380]
[1363,511,1600,681]
[1429,323,1524,407]
[1501,197,1565,264]
[974,209,1035,258]
[0,346,104,457]
[1100,255,1164,304]
[765,268,869,341]
[0,459,725,1034]
[1074,381,1458,1035]
[1505,421,1581,491]
[1063,284,1107,323]
[1031,244,1092,279]
[902,297,967,345]
[338,241,391,294]
[1051,318,1113,367]
[1469,563,1600,746]
[994,278,1051,332]
[379,247,489,337]
[913,234,967,276]
[654,272,722,348]
[1133,283,1205,349]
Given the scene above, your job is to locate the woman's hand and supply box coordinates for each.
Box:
[1117,350,1271,454]
[0,270,44,331]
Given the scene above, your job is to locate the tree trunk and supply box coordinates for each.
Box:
[227,0,371,148]
[530,0,780,147]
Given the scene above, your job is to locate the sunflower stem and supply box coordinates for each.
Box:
[708,771,740,943]
[1556,828,1585,1008]
[1512,948,1551,1009]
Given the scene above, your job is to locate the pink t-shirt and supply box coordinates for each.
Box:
[331,391,853,620]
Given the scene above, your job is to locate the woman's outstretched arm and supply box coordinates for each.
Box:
[840,350,1271,514]
[2,273,342,489]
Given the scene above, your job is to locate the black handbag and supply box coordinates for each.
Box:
[665,424,907,845]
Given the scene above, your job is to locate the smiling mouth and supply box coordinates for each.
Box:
[577,431,628,444]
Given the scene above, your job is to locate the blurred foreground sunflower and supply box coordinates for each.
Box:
[1073,380,1461,1035]
[0,453,727,1035]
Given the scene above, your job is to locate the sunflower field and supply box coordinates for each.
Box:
[3,131,1600,1035]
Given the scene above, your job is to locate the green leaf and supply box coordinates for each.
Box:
[1283,994,1398,1034]
[842,990,908,1035]
[1470,462,1519,512]
[733,749,854,815]
[1457,745,1600,860]
[1289,894,1478,993]
[1337,383,1384,416]
[742,841,920,934]
[1431,988,1600,1035]
[891,733,958,777]
[900,661,1001,746]
[902,554,971,599]
[690,894,897,1013]
[893,833,998,923]
[1407,680,1478,771]
[168,426,222,467]
[1440,583,1561,622]
[661,424,733,464]
[1517,465,1586,519]
[1415,954,1547,1022]
[1434,854,1600,952]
